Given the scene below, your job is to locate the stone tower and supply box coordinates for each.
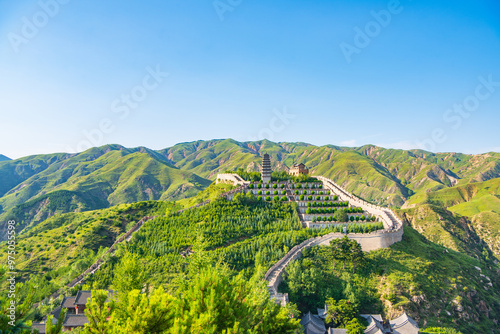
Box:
[261,153,272,183]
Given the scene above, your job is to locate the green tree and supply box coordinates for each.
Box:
[0,267,35,333]
[112,251,146,294]
[348,239,364,274]
[325,298,358,327]
[45,307,67,334]
[110,287,175,334]
[82,290,116,334]
[345,318,365,334]
[334,210,348,223]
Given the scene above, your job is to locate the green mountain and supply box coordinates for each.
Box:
[0,154,10,162]
[0,145,211,240]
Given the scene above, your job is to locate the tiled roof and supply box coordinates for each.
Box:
[390,312,419,334]
[63,314,89,327]
[300,312,326,334]
[61,296,76,308]
[49,306,62,320]
[361,314,385,334]
[328,328,347,334]
[74,290,92,305]
[31,323,46,334]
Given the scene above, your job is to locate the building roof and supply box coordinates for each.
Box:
[328,328,347,334]
[31,322,46,334]
[300,312,326,334]
[362,315,385,334]
[390,312,419,334]
[292,163,306,168]
[61,296,76,308]
[74,290,92,305]
[49,306,63,320]
[63,314,89,327]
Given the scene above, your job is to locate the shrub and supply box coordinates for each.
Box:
[316,196,321,201]
[282,190,286,195]
[265,196,271,201]
[299,195,305,200]
[318,184,322,188]
[371,215,376,221]
[257,184,262,189]
[257,196,262,201]
[306,208,311,214]
[273,184,278,189]
[248,184,254,189]
[257,190,262,195]
[273,190,278,195]
[327,191,331,195]
[294,190,299,195]
[281,196,287,201]
[319,191,323,195]
[311,191,315,195]
[307,202,311,207]
[280,184,284,189]
[265,184,269,189]
[303,190,307,195]
[328,216,333,222]
[308,196,313,200]
[333,195,338,201]
[297,184,302,188]
[355,216,360,221]
[266,191,270,195]
[350,216,355,222]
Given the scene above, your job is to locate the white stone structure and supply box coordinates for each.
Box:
[216,173,250,186]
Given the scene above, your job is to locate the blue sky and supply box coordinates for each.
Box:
[1,0,499,159]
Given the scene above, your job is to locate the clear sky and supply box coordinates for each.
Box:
[1,0,499,159]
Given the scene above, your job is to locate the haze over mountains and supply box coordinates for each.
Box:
[1,139,499,260]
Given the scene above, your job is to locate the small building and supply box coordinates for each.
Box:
[300,311,326,334]
[289,163,309,176]
[31,290,113,333]
[389,312,419,334]
[74,290,92,314]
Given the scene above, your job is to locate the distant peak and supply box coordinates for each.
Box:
[0,154,11,162]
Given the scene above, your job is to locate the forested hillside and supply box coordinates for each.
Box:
[0,145,210,241]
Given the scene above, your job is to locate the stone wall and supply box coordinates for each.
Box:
[215,173,250,186]
[265,226,404,299]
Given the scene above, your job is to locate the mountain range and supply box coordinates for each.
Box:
[1,139,499,262]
